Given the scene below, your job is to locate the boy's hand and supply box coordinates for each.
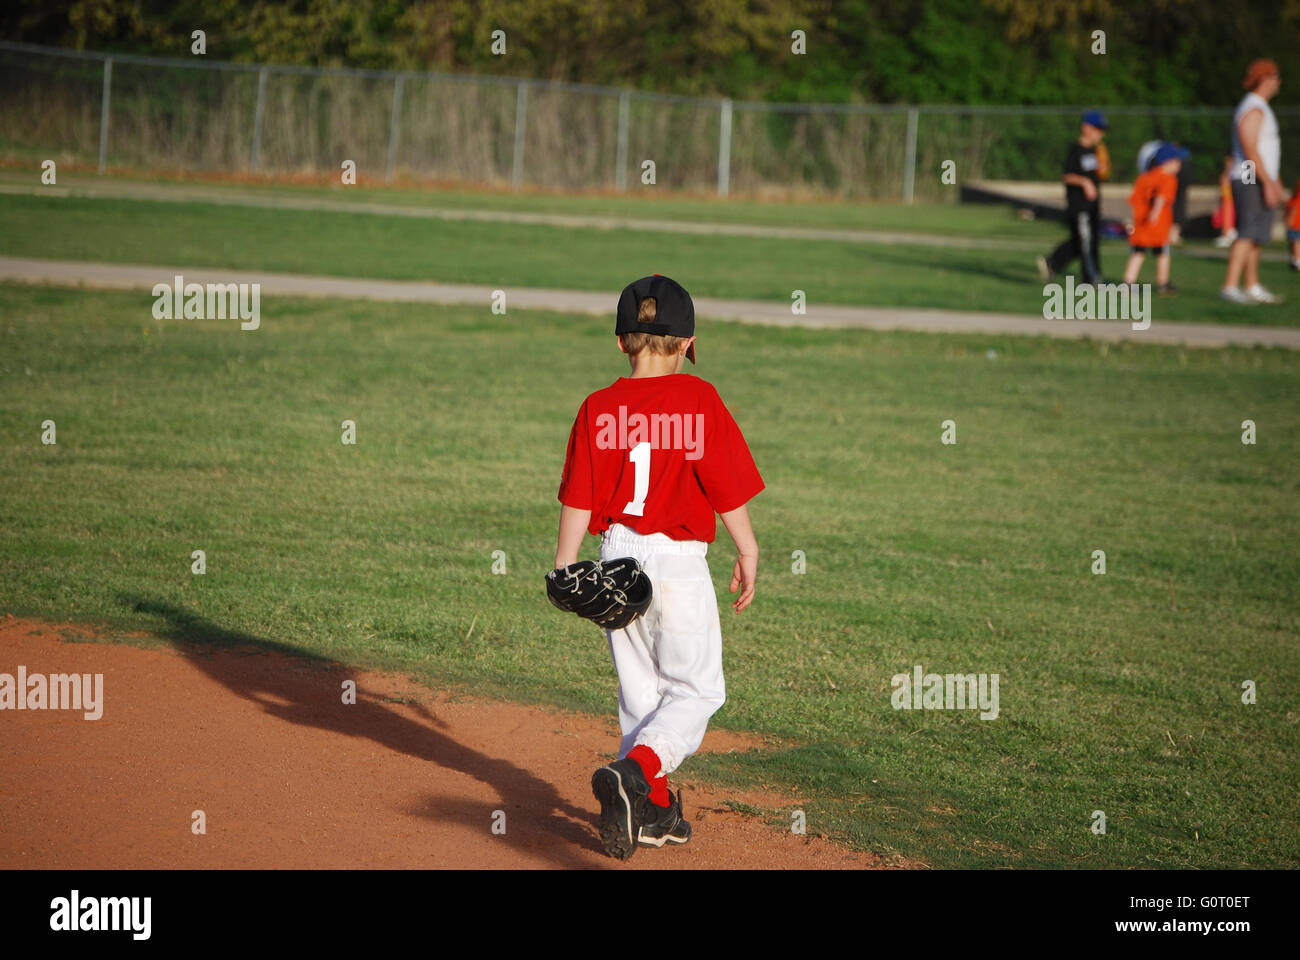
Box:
[729,553,757,612]
[554,504,592,570]
[719,503,759,612]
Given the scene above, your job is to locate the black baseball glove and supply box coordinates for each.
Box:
[545,557,653,630]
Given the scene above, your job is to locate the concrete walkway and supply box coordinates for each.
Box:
[3,255,1297,350]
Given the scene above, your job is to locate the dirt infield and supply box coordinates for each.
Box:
[0,616,905,870]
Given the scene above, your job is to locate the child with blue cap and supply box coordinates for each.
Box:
[1038,110,1109,286]
[1123,142,1189,294]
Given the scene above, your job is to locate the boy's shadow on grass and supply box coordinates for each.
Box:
[121,596,605,869]
[865,244,1041,288]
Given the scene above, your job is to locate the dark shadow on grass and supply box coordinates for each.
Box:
[121,595,606,869]
[865,243,1053,288]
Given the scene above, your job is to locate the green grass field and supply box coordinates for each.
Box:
[2,281,1297,868]
[2,173,1298,326]
[0,166,1069,236]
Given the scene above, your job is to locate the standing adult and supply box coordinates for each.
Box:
[1221,59,1284,304]
[1038,110,1109,285]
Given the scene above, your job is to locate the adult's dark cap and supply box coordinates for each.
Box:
[615,274,696,364]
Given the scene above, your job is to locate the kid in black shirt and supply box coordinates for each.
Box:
[1039,110,1109,285]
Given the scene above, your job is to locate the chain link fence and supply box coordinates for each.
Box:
[2,40,1297,202]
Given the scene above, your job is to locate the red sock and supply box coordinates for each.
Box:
[648,774,669,807]
[626,745,671,807]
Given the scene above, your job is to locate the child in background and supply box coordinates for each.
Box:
[1286,181,1300,271]
[1037,110,1109,285]
[1124,142,1188,295]
[1213,154,1238,248]
[1170,145,1191,245]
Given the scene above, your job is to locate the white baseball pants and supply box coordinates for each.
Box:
[600,523,726,776]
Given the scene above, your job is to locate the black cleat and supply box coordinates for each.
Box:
[591,758,650,860]
[637,788,691,848]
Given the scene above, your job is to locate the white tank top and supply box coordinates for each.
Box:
[1231,92,1280,181]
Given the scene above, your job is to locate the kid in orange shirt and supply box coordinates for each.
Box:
[1124,143,1187,295]
[1212,154,1237,247]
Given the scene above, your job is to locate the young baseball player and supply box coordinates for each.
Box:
[1286,180,1300,271]
[1123,142,1188,295]
[552,274,763,860]
[1213,154,1239,248]
[1038,110,1109,285]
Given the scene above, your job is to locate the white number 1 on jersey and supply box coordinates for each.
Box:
[622,441,650,516]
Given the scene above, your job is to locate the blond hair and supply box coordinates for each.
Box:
[618,297,689,358]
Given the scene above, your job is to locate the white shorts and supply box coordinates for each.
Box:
[600,523,726,776]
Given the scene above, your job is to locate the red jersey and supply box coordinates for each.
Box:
[1128,169,1178,247]
[557,374,764,542]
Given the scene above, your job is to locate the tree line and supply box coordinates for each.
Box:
[3,0,1297,107]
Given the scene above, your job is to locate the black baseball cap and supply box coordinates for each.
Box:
[615,275,696,364]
